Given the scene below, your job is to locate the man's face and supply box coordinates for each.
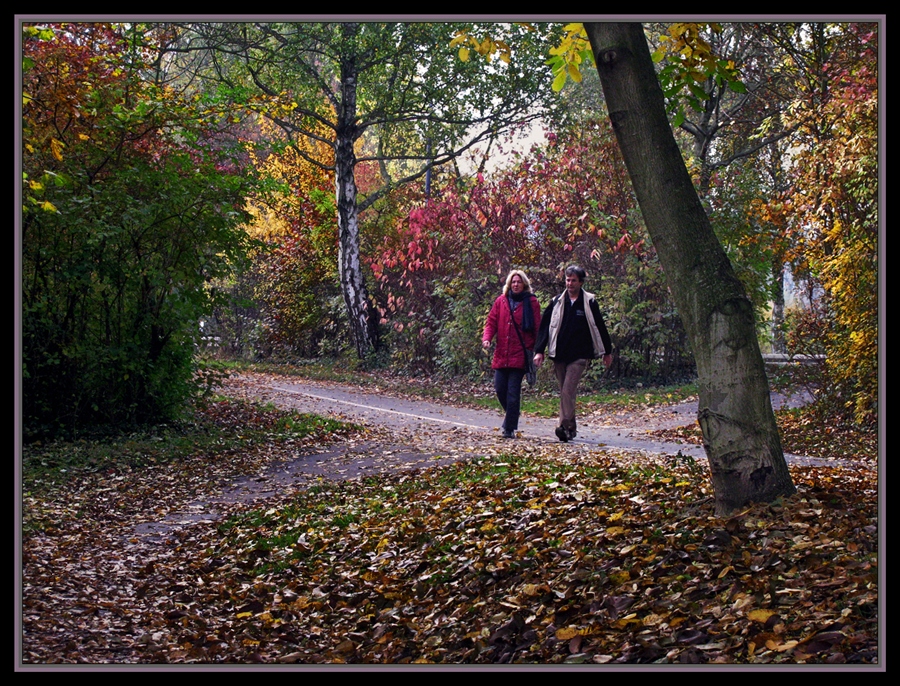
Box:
[565,273,583,299]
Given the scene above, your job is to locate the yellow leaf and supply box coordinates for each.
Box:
[459,47,470,62]
[609,570,630,584]
[567,63,583,83]
[449,32,467,48]
[29,180,43,191]
[40,201,57,212]
[671,23,687,35]
[50,137,65,161]
[748,609,777,623]
[555,626,591,640]
[551,69,567,92]
[236,611,253,619]
[608,511,624,522]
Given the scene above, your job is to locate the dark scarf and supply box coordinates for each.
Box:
[507,290,535,332]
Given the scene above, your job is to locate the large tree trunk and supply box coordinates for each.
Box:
[585,22,795,515]
[335,27,378,360]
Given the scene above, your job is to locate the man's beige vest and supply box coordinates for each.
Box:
[547,289,607,360]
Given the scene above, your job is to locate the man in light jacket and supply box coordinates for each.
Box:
[533,265,613,442]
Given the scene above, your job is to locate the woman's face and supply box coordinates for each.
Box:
[510,275,524,293]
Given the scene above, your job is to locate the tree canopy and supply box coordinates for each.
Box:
[172,21,561,358]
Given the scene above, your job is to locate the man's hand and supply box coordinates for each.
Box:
[533,353,544,367]
[603,353,613,370]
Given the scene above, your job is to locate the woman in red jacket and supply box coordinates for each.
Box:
[482,270,542,438]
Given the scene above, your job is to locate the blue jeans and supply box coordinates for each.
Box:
[494,368,526,431]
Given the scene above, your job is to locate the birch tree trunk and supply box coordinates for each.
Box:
[335,25,377,359]
[585,22,795,515]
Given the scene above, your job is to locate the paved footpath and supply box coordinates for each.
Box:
[260,378,833,468]
[130,377,845,542]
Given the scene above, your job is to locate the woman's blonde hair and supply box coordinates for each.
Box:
[502,269,533,296]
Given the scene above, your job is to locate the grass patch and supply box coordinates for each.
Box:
[465,382,698,417]
[22,398,359,493]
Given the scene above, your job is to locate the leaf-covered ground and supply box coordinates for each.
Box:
[648,411,878,466]
[20,381,879,665]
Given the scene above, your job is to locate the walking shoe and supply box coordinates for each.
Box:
[555,426,569,442]
[502,429,515,439]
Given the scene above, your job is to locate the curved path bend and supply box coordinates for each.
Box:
[243,376,832,468]
[130,375,846,542]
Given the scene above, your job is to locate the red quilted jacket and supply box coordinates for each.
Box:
[482,294,542,370]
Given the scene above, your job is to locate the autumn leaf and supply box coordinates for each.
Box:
[748,609,778,623]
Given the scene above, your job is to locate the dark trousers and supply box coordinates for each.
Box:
[494,368,526,431]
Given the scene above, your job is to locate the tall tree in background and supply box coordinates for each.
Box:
[649,22,799,342]
[584,22,795,515]
[178,21,558,360]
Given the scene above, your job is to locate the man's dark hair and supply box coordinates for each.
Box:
[564,265,586,282]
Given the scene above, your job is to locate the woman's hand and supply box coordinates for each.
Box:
[482,340,491,350]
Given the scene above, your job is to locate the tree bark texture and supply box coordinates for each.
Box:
[335,25,378,359]
[585,22,795,515]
